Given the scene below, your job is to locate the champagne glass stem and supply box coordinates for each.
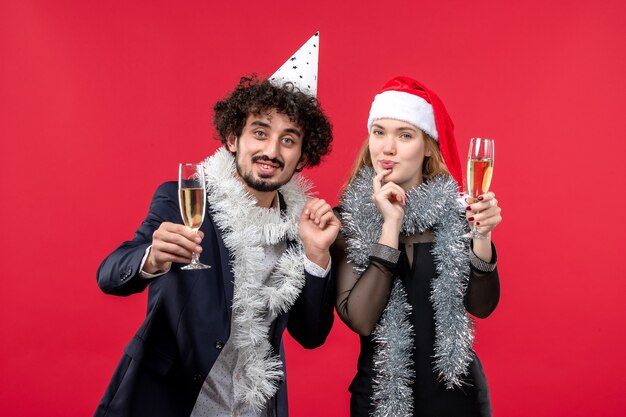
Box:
[190,251,201,266]
[471,216,485,239]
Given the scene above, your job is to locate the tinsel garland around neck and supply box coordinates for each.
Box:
[201,148,309,412]
[339,167,474,416]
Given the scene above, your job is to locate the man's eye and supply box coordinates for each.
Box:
[281,137,295,145]
[254,131,266,138]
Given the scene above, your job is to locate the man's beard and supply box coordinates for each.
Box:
[236,154,289,192]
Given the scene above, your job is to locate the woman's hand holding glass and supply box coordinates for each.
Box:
[464,192,502,238]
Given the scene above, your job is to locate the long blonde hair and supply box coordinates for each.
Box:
[346,131,450,188]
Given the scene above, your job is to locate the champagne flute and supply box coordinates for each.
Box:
[463,138,494,240]
[179,163,210,270]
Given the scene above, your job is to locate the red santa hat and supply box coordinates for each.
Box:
[367,76,463,188]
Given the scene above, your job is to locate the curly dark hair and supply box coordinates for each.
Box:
[213,75,333,168]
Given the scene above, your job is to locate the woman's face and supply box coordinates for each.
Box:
[368,118,431,190]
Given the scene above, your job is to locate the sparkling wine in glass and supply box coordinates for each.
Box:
[179,163,210,270]
[464,138,494,239]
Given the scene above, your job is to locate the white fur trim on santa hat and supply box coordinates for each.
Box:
[367,90,438,141]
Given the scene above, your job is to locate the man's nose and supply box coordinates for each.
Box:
[263,136,280,158]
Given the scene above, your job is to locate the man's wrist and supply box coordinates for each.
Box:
[139,246,169,278]
[142,255,161,274]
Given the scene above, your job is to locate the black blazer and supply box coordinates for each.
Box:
[94,182,335,417]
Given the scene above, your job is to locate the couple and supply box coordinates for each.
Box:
[95,35,502,417]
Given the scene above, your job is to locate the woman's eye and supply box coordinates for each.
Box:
[400,133,413,139]
[373,130,383,136]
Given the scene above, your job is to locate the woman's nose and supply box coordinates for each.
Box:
[382,136,396,155]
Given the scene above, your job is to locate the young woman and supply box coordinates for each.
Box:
[332,76,502,417]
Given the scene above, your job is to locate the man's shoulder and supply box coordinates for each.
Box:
[145,182,180,214]
[153,181,178,197]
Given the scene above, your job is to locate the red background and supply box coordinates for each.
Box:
[2,1,626,416]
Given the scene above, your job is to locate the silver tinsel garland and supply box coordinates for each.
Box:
[340,168,474,416]
[201,148,309,412]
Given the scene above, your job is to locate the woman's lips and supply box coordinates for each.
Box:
[379,160,396,170]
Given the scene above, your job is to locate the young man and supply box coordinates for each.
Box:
[95,34,337,417]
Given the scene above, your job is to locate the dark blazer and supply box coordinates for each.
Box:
[95,182,335,417]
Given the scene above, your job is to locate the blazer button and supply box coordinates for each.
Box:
[214,340,224,350]
[193,373,203,384]
[120,267,132,281]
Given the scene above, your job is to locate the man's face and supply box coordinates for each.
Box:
[227,109,306,196]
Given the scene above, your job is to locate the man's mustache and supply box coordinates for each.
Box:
[252,155,285,169]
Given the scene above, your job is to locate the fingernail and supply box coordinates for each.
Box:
[196,246,202,253]
[466,206,472,211]
[405,194,409,199]
[478,196,484,201]
[468,216,475,221]
[476,222,481,226]
[194,237,202,243]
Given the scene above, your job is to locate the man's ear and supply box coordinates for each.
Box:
[226,134,237,153]
[295,155,308,172]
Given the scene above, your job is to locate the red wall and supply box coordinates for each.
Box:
[2,1,626,416]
